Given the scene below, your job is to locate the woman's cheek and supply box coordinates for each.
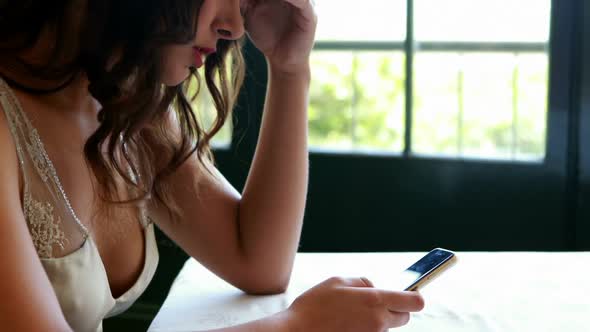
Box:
[160,46,191,86]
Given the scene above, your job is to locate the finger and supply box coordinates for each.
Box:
[381,291,426,313]
[341,287,424,312]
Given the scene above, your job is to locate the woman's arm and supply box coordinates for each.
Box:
[153,0,316,294]
[210,1,317,288]
[0,108,73,332]
[152,68,310,294]
[235,66,310,288]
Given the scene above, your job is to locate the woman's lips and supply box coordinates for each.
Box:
[193,48,204,68]
[193,47,216,68]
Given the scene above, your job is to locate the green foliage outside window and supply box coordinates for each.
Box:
[309,52,405,151]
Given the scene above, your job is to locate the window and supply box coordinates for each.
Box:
[311,0,551,161]
[220,1,584,252]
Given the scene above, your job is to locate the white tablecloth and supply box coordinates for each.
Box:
[148,252,590,332]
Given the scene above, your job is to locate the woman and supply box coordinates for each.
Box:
[0,0,425,331]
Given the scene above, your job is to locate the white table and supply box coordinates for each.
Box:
[148,252,590,332]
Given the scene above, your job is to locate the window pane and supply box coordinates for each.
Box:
[515,54,548,159]
[413,53,462,156]
[461,54,519,159]
[415,0,551,42]
[316,0,406,41]
[413,52,549,160]
[309,52,405,152]
[413,0,551,160]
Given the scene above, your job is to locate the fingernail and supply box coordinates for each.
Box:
[360,277,374,287]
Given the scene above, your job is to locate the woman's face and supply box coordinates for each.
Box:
[160,0,245,86]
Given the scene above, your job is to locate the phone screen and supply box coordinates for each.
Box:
[395,249,455,291]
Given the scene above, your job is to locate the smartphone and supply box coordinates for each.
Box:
[397,248,457,291]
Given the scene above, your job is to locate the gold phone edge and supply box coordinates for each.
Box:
[406,254,458,292]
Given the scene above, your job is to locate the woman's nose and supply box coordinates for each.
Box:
[213,6,245,40]
[217,28,238,39]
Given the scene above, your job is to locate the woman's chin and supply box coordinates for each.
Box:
[162,68,193,87]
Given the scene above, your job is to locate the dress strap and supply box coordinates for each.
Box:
[0,77,31,195]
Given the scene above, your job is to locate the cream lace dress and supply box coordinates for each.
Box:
[0,78,160,332]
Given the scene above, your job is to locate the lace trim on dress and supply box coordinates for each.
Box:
[23,188,68,258]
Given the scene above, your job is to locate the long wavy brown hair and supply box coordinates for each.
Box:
[0,0,245,221]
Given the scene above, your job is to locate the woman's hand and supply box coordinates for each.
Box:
[285,277,425,332]
[242,0,317,75]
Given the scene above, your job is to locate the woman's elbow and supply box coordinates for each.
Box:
[236,271,292,295]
